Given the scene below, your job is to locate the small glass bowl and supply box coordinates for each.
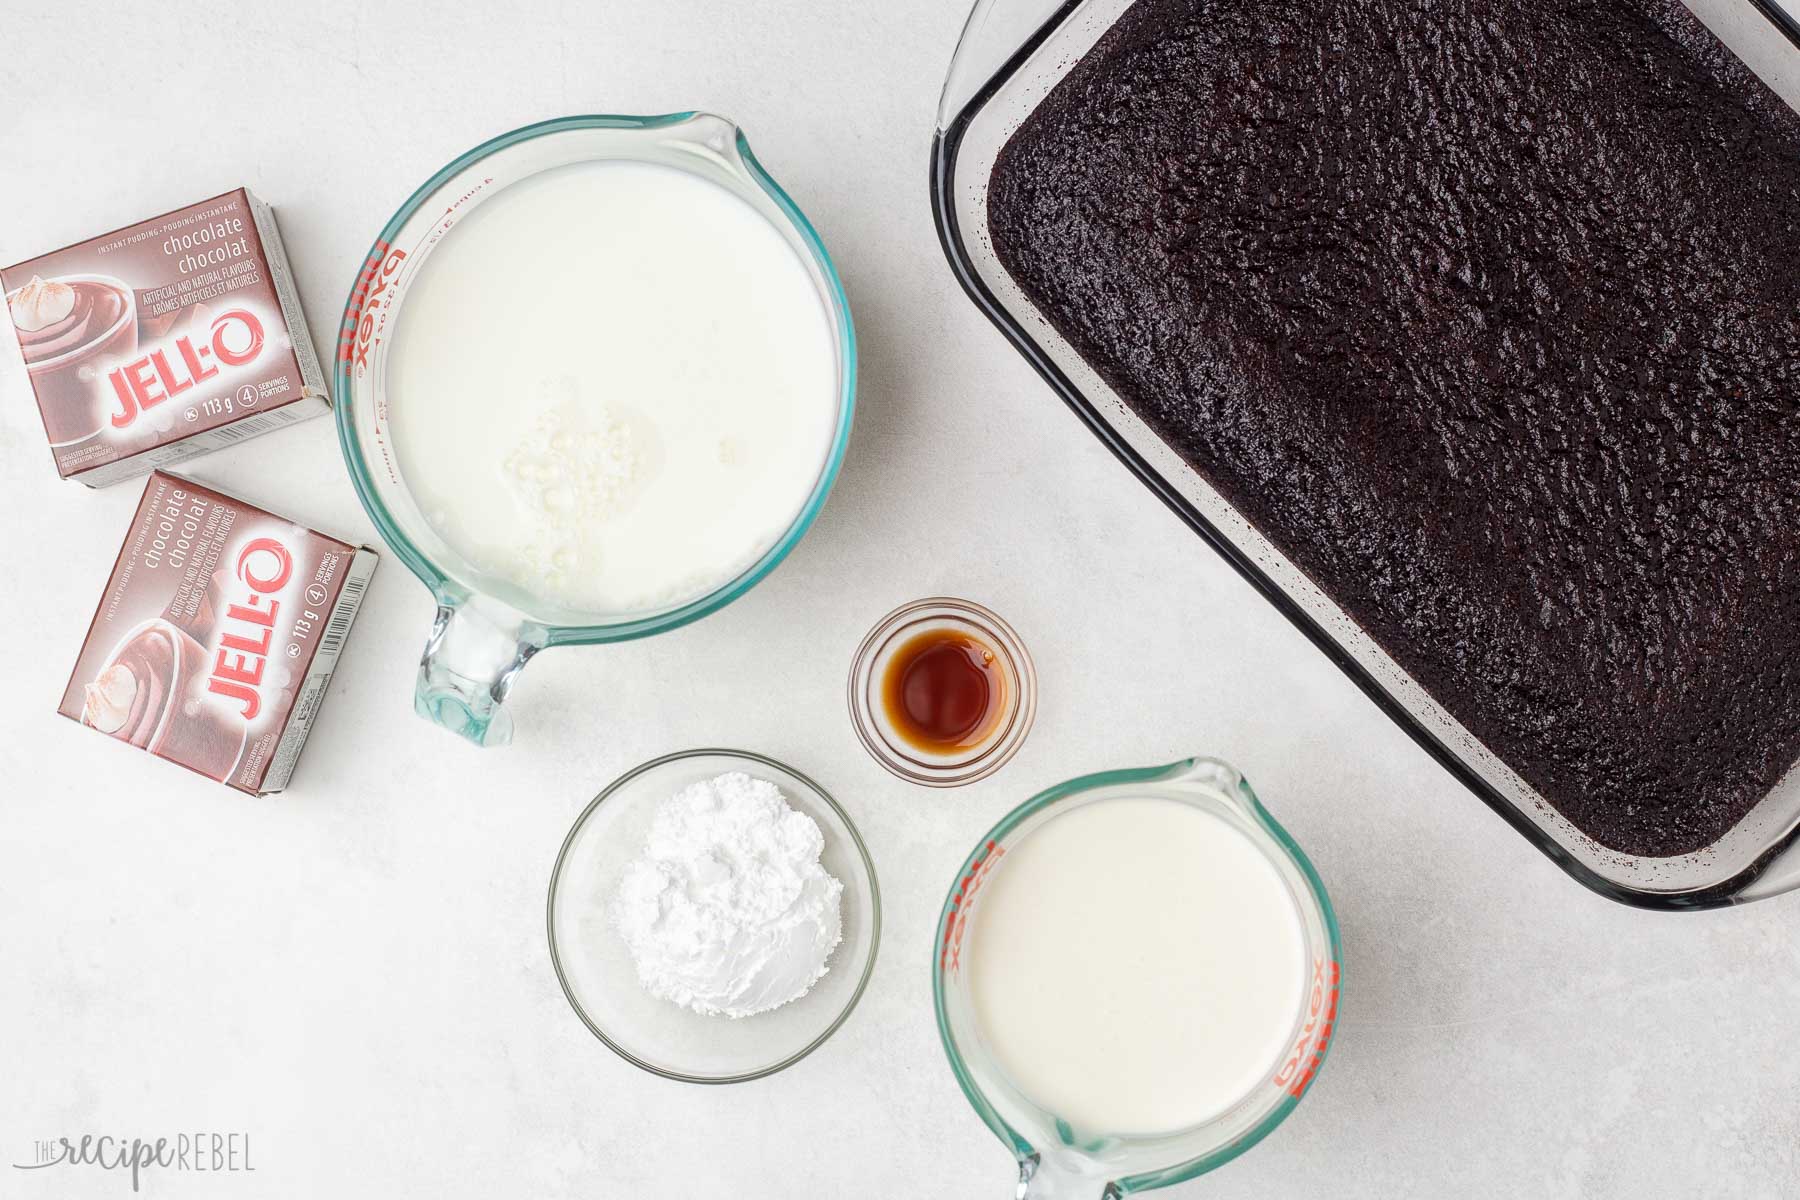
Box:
[546,748,880,1083]
[847,597,1037,786]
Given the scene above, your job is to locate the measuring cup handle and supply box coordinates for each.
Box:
[414,600,543,747]
[1015,1156,1117,1200]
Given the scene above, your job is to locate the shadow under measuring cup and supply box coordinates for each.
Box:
[933,757,1340,1198]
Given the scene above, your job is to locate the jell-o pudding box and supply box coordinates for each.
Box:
[59,471,379,794]
[2,189,329,486]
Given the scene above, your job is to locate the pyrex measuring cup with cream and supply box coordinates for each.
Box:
[335,113,855,746]
[934,757,1340,1198]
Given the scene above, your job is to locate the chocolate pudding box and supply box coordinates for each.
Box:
[3,189,329,486]
[60,472,379,794]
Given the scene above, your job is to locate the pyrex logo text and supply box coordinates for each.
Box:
[1273,958,1339,1097]
[338,241,406,375]
[105,308,265,429]
[940,840,1005,974]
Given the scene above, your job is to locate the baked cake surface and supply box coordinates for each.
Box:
[988,0,1800,855]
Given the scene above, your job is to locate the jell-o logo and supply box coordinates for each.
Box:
[104,307,266,429]
[207,535,294,720]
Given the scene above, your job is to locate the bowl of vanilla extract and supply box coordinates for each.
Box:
[847,597,1036,786]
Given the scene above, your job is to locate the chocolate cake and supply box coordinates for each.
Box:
[988,0,1800,856]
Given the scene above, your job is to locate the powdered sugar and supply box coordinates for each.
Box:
[610,772,843,1019]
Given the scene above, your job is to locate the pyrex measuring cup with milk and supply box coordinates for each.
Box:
[935,757,1340,1198]
[335,113,855,745]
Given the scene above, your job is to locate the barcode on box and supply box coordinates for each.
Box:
[207,414,280,444]
[319,571,369,657]
[264,547,377,794]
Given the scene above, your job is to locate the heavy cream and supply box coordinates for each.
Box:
[967,796,1307,1134]
[382,160,839,617]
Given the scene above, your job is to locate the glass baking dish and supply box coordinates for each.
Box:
[931,0,1800,908]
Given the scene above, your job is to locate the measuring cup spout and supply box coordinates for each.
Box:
[1157,756,1272,823]
[414,598,544,747]
[1015,1156,1117,1200]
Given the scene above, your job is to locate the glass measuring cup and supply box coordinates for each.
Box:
[334,113,856,746]
[934,757,1341,1198]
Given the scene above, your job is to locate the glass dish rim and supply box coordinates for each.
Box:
[929,0,1800,911]
[334,111,858,648]
[930,755,1343,1192]
[544,746,882,1085]
[847,595,1040,787]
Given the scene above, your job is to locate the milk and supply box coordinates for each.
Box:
[384,160,838,616]
[967,796,1306,1134]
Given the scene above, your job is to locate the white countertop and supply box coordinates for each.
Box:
[3,1,1799,1196]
